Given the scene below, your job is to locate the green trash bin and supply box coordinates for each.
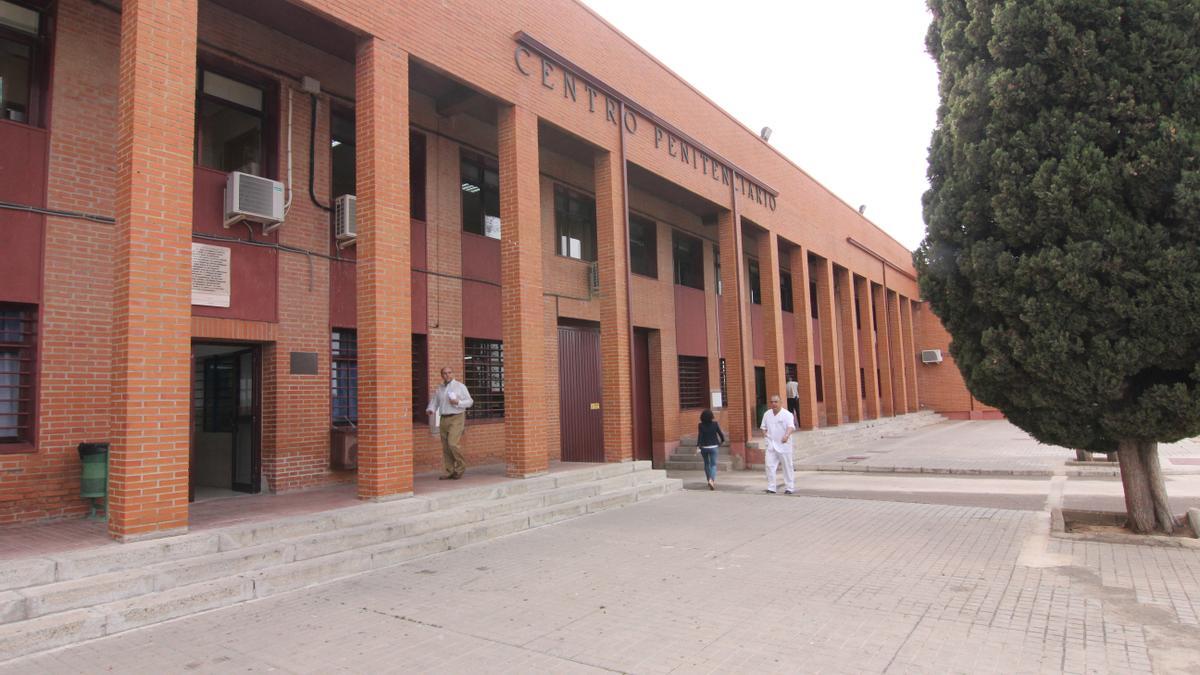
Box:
[78,442,108,519]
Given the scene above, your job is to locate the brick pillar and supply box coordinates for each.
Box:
[886,290,909,414]
[717,210,751,450]
[855,275,881,419]
[355,38,413,500]
[109,0,197,541]
[756,231,786,406]
[811,257,842,426]
[788,247,818,430]
[901,296,920,412]
[594,149,632,462]
[498,105,548,477]
[834,266,863,423]
[873,283,897,417]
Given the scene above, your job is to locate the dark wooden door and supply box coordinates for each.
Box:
[632,329,653,461]
[558,325,604,462]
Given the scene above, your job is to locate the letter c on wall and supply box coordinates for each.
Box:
[514,46,532,76]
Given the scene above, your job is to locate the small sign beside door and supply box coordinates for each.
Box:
[589,402,600,410]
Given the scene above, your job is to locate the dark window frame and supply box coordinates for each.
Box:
[553,184,597,262]
[461,150,500,239]
[672,230,704,290]
[628,213,657,279]
[330,328,358,426]
[748,258,761,305]
[329,105,356,200]
[780,269,794,313]
[464,338,504,420]
[677,355,709,410]
[410,130,426,221]
[0,303,36,448]
[0,0,51,128]
[194,60,278,179]
[809,280,819,319]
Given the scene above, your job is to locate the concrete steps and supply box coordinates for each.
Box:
[0,462,680,663]
[665,444,733,472]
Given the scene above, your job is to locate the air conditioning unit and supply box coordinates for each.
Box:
[334,194,356,248]
[920,349,944,364]
[587,261,600,295]
[224,171,284,231]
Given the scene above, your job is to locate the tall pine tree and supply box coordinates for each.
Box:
[919,0,1200,533]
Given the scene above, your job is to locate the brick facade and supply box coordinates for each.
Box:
[0,0,984,534]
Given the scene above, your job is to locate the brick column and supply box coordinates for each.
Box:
[756,231,786,406]
[834,266,864,423]
[109,0,198,541]
[855,275,881,419]
[594,149,632,462]
[901,296,920,412]
[355,38,413,500]
[498,105,548,477]
[788,247,818,430]
[811,257,842,426]
[873,283,897,417]
[717,210,751,449]
[886,290,909,414]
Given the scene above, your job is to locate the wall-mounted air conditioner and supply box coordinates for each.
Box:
[224,171,284,232]
[587,261,600,296]
[920,349,943,364]
[335,194,356,248]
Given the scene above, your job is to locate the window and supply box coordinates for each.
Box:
[810,280,819,319]
[330,108,355,199]
[462,152,500,239]
[0,1,45,126]
[0,304,35,445]
[628,214,657,278]
[672,231,703,290]
[678,356,708,409]
[713,244,722,295]
[331,329,357,425]
[785,363,798,384]
[410,131,426,221]
[202,357,236,433]
[748,259,761,305]
[718,357,727,408]
[197,68,271,176]
[464,338,503,419]
[412,334,428,422]
[780,269,794,312]
[554,185,596,261]
[814,365,824,403]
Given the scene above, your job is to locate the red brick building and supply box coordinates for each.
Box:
[0,0,988,539]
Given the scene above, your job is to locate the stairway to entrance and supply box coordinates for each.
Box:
[0,462,679,663]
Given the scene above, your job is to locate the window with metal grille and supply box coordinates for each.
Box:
[464,338,504,419]
[628,214,657,278]
[412,334,428,422]
[331,329,357,425]
[677,356,708,410]
[0,304,35,444]
[672,231,703,290]
[780,269,794,312]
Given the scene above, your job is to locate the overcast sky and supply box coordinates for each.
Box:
[581,0,940,251]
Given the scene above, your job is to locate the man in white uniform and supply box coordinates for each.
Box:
[760,394,796,494]
[426,366,474,479]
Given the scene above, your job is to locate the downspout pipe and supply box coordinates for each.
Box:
[309,94,331,212]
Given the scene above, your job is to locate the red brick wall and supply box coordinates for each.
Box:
[913,302,1002,419]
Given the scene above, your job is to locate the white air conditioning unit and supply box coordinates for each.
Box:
[224,171,284,231]
[334,194,356,248]
[921,349,944,364]
[587,261,600,295]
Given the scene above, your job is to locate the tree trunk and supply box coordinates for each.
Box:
[1117,439,1174,534]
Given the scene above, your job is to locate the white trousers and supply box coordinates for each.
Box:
[765,447,795,492]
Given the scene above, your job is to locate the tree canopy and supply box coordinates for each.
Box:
[919,0,1200,455]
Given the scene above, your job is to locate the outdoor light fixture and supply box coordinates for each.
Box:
[760,127,772,142]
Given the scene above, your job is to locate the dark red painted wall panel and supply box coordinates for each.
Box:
[673,285,708,357]
[0,121,47,304]
[330,259,356,328]
[812,317,823,365]
[782,310,796,363]
[191,167,278,322]
[461,231,500,284]
[411,270,427,334]
[463,280,501,340]
[750,304,764,360]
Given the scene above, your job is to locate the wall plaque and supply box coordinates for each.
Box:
[191,242,231,308]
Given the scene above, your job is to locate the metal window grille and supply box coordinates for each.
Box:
[678,356,708,410]
[412,334,428,422]
[331,329,358,425]
[464,338,504,420]
[0,305,35,444]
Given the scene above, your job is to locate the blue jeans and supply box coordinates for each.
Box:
[700,446,719,481]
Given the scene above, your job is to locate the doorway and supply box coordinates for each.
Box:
[191,343,261,501]
[754,366,767,427]
[558,324,604,462]
[632,328,653,461]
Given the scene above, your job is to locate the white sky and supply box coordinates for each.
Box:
[581,0,939,251]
